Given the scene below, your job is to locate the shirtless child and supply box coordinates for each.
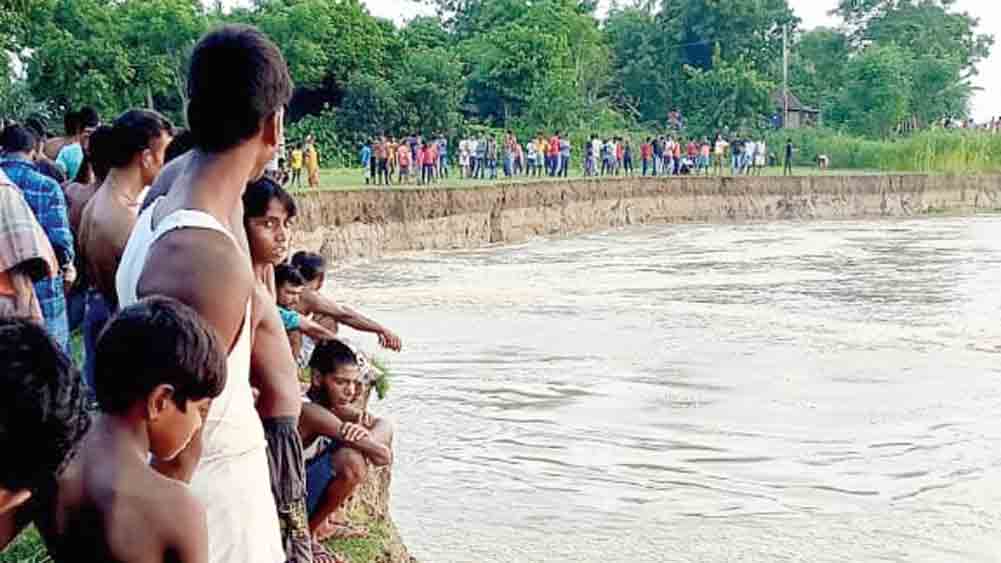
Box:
[0,319,90,552]
[288,251,403,364]
[300,339,393,541]
[32,297,225,563]
[275,263,338,345]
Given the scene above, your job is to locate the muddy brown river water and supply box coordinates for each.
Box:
[330,216,1001,562]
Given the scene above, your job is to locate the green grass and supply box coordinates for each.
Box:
[0,528,50,563]
[766,129,1001,174]
[324,520,394,563]
[288,165,890,194]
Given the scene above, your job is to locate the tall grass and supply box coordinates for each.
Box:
[765,128,1001,174]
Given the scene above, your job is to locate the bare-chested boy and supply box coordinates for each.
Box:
[300,339,393,541]
[115,25,292,563]
[0,319,90,552]
[288,251,403,362]
[78,110,172,390]
[34,297,225,563]
[275,264,338,346]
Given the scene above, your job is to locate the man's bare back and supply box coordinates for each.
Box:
[38,420,207,563]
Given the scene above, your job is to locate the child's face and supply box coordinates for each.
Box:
[277,282,303,309]
[318,364,361,406]
[149,393,210,462]
[246,199,291,266]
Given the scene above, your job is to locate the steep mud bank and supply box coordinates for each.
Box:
[293,174,1001,260]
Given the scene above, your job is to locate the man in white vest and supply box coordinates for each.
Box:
[116,25,292,563]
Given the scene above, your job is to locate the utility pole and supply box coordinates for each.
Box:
[783,23,789,129]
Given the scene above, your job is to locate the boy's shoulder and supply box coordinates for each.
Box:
[48,450,204,561]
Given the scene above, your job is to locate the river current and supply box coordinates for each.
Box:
[330,216,1001,562]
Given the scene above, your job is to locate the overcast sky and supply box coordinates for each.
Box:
[222,0,1000,121]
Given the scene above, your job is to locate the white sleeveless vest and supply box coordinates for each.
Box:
[116,199,284,563]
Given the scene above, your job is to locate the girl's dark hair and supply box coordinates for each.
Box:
[0,318,91,493]
[275,263,305,288]
[94,297,227,415]
[290,251,326,283]
[243,176,297,220]
[103,109,173,169]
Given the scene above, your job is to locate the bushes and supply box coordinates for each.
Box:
[764,128,1001,173]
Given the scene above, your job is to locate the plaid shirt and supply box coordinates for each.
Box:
[0,157,74,352]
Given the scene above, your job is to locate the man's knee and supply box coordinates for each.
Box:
[339,450,368,486]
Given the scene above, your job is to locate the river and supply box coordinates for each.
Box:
[329,215,1001,563]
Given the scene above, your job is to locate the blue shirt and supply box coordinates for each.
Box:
[0,157,74,352]
[56,142,84,182]
[279,307,301,332]
[360,146,372,167]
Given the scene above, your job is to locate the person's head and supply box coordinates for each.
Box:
[78,106,99,131]
[85,124,115,182]
[164,129,195,164]
[0,124,37,157]
[243,176,296,265]
[186,25,292,177]
[102,109,174,186]
[94,297,227,461]
[274,263,305,309]
[290,251,326,290]
[0,319,90,533]
[308,339,360,407]
[24,116,48,148]
[62,110,81,138]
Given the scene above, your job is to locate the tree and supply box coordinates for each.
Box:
[682,49,775,135]
[605,4,682,123]
[117,0,207,119]
[834,44,912,137]
[392,47,466,136]
[790,28,851,119]
[21,0,138,118]
[250,0,393,90]
[336,73,401,144]
[659,0,798,74]
[834,0,993,123]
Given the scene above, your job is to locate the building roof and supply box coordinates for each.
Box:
[772,90,819,114]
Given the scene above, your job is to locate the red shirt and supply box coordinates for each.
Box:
[641,144,652,159]
[687,142,697,157]
[616,144,624,160]
[548,137,560,156]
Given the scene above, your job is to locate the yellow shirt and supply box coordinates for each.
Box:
[291,150,303,169]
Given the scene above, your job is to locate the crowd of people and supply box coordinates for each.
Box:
[355,131,790,185]
[1,25,402,563]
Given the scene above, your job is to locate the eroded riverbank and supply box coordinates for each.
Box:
[293,174,1001,260]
